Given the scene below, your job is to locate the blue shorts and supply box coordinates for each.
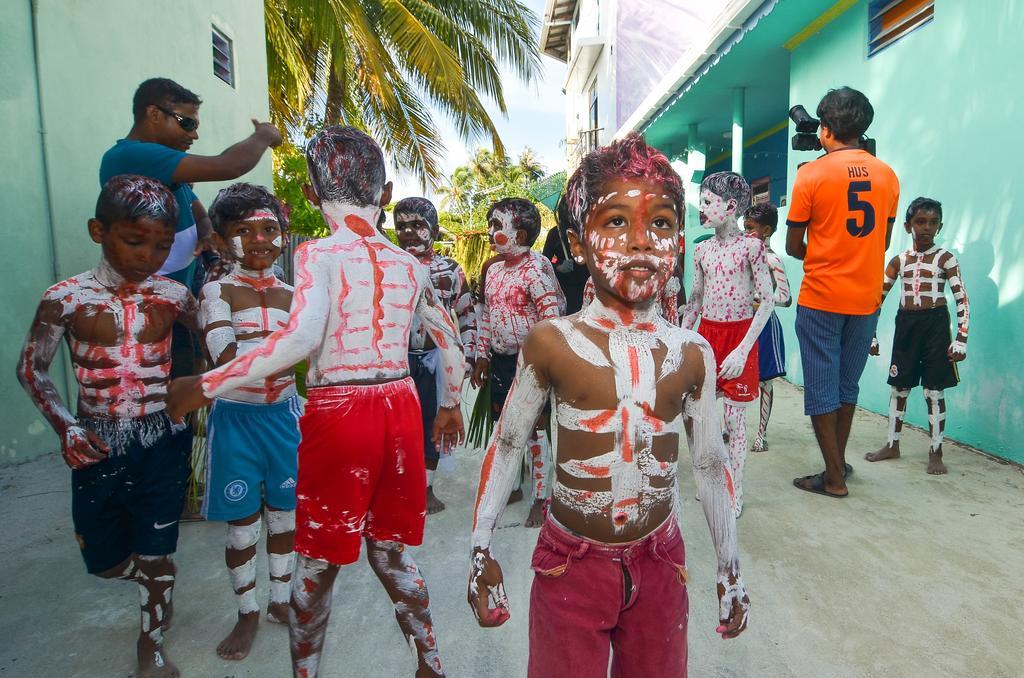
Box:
[410,350,439,461]
[758,312,786,381]
[795,306,879,416]
[72,412,191,574]
[202,396,302,521]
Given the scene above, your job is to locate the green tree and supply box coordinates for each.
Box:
[272,141,327,237]
[264,0,541,188]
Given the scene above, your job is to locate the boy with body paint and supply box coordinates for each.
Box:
[866,197,969,474]
[18,175,197,678]
[468,134,749,678]
[394,196,477,514]
[166,126,464,678]
[471,199,565,527]
[681,172,774,517]
[197,183,300,660]
[743,203,792,453]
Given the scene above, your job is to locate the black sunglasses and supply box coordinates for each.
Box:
[155,105,199,132]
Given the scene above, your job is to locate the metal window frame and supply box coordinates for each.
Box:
[868,0,934,57]
[212,26,235,86]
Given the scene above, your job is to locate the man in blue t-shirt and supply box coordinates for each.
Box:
[101,78,281,378]
[100,77,281,288]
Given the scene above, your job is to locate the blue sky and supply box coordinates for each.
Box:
[390,0,568,204]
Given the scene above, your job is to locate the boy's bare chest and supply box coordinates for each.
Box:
[67,291,179,346]
[547,323,690,422]
[700,240,751,280]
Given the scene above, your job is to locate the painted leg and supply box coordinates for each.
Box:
[218,512,262,660]
[425,460,445,515]
[266,507,296,624]
[525,429,550,528]
[866,388,910,462]
[365,539,444,677]
[724,403,747,517]
[135,555,179,678]
[752,381,773,453]
[924,389,949,475]
[289,555,340,678]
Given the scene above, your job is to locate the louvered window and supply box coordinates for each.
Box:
[212,27,234,86]
[868,0,934,57]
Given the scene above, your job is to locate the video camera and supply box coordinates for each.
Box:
[788,105,876,156]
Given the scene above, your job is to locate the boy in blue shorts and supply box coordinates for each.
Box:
[18,175,196,678]
[744,203,792,452]
[198,183,300,660]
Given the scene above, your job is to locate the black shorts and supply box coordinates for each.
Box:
[409,350,439,462]
[489,352,550,420]
[72,412,191,574]
[887,306,960,391]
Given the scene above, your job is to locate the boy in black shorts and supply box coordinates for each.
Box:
[17,175,197,678]
[866,197,970,474]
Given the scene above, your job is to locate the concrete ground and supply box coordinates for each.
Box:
[0,381,1022,678]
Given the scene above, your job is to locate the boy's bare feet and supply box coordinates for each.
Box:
[525,499,545,527]
[865,443,900,462]
[506,488,523,505]
[216,611,259,660]
[426,486,446,514]
[138,635,179,677]
[927,449,948,475]
[267,602,289,624]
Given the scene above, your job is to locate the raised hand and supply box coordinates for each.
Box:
[468,548,510,628]
[61,425,110,469]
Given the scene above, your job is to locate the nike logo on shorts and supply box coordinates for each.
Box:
[153,520,178,530]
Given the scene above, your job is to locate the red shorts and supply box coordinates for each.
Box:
[698,317,759,404]
[294,377,426,565]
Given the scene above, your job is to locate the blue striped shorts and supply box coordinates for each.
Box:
[795,306,879,416]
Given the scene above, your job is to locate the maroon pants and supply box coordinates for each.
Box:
[528,515,690,678]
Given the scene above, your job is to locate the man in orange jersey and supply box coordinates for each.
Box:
[785,87,899,499]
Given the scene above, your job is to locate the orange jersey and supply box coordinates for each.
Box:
[787,149,899,315]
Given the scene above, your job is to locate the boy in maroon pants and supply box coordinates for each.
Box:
[468,134,749,678]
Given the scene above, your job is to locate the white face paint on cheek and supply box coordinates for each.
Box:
[272,235,282,249]
[231,236,245,258]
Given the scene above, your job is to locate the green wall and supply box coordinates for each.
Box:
[775,0,1024,463]
[0,0,273,464]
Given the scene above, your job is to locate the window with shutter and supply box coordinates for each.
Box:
[868,0,935,57]
[212,27,234,86]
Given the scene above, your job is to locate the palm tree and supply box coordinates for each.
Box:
[264,0,541,188]
[516,148,545,183]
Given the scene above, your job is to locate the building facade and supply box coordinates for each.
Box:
[1,0,274,465]
[545,0,1024,464]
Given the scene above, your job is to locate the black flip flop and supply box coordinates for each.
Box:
[793,472,849,498]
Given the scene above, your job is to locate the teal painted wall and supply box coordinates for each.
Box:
[0,0,73,464]
[776,0,1024,463]
[1,0,273,464]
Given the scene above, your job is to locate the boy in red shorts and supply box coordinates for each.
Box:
[167,126,464,678]
[681,171,774,517]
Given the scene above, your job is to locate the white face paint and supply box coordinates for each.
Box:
[231,236,245,258]
[699,189,734,231]
[488,207,528,257]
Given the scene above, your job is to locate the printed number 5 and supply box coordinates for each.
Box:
[846,181,875,237]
